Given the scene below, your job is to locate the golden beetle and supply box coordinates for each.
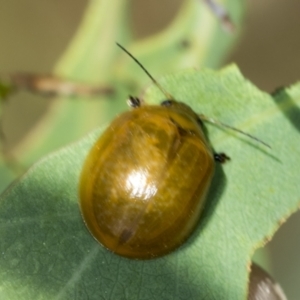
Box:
[79,44,268,259]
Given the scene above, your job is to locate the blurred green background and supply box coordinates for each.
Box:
[0,0,299,298]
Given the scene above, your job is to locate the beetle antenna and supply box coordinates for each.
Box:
[199,114,271,149]
[116,43,270,149]
[116,43,174,100]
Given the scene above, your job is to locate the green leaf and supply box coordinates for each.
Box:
[0,82,13,100]
[1,66,299,299]
[0,161,16,190]
[115,0,244,81]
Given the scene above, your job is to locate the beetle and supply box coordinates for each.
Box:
[79,43,268,259]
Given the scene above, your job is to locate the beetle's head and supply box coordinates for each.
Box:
[117,43,270,149]
[161,99,200,121]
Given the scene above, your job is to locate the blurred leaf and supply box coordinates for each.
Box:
[0,161,16,190]
[116,0,244,81]
[11,0,244,167]
[1,66,299,299]
[0,82,13,100]
[12,0,133,165]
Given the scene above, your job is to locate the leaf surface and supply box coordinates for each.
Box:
[1,66,299,299]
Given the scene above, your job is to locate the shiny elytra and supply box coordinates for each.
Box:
[79,100,214,259]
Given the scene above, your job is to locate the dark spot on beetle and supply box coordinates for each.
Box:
[178,126,195,137]
[128,95,141,108]
[161,99,173,107]
[119,228,134,244]
[170,118,193,137]
[214,152,230,163]
[170,118,189,137]
[165,118,194,165]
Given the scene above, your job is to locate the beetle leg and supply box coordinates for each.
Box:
[127,95,141,108]
[214,152,230,163]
